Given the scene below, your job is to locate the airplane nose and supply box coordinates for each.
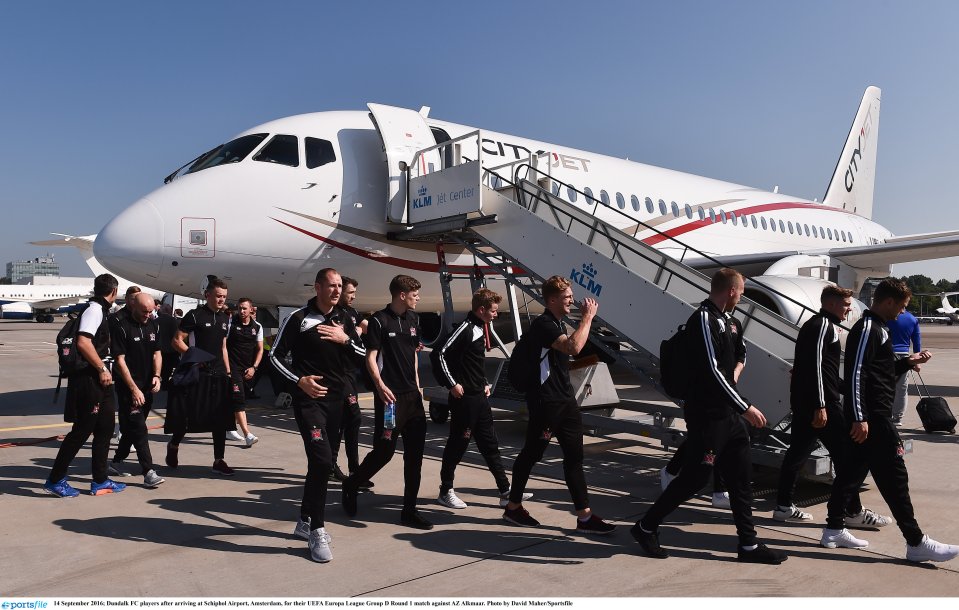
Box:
[94,197,164,281]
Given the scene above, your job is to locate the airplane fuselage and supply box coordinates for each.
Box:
[94,110,894,313]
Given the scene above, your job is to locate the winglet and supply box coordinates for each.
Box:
[822,86,881,219]
[28,233,109,275]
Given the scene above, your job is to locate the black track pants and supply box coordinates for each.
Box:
[113,386,155,474]
[508,396,589,510]
[641,413,758,547]
[49,377,116,484]
[294,399,337,528]
[439,391,510,493]
[352,390,427,511]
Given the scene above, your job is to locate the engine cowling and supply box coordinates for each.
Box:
[744,274,864,337]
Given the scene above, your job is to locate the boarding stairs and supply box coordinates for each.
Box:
[367,103,858,475]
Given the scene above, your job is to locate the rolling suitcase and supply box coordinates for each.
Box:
[913,371,957,434]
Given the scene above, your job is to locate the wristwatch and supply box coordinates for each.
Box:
[98,364,108,373]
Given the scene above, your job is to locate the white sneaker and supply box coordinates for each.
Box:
[712,491,731,509]
[845,508,892,529]
[245,433,259,448]
[309,527,333,563]
[438,487,468,509]
[294,517,310,540]
[821,528,869,549]
[660,467,676,491]
[499,488,534,507]
[143,469,165,488]
[906,535,959,563]
[773,505,814,522]
[227,430,244,442]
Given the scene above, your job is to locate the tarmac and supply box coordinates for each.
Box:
[1,319,958,598]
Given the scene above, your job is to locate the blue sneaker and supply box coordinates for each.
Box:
[43,477,80,498]
[91,478,127,496]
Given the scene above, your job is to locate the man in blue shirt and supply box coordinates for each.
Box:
[886,308,921,425]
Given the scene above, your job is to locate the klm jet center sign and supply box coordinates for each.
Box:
[408,160,482,224]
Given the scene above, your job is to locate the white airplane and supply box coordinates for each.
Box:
[92,86,959,337]
[936,292,959,324]
[0,283,91,322]
[1,234,167,322]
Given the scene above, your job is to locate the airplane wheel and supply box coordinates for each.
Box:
[429,402,449,424]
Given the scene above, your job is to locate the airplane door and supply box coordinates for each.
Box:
[367,103,441,223]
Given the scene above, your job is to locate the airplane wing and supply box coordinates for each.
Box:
[686,230,959,272]
[829,231,959,267]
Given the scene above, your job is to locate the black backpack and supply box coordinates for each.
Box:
[507,332,547,393]
[53,303,92,401]
[659,324,690,400]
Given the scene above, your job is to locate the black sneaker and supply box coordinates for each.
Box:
[503,505,541,527]
[631,522,668,558]
[350,472,374,490]
[341,477,358,517]
[576,514,616,535]
[400,509,434,530]
[329,463,348,483]
[738,543,788,564]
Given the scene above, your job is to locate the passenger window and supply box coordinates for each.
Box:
[804,224,810,236]
[730,211,737,225]
[600,190,610,206]
[812,225,818,238]
[709,208,716,223]
[771,218,777,232]
[631,195,641,212]
[670,201,678,217]
[658,199,667,215]
[787,221,794,234]
[254,134,299,167]
[751,216,758,229]
[584,187,596,204]
[698,207,705,221]
[827,228,833,240]
[720,210,728,224]
[685,203,692,219]
[616,192,626,209]
[567,185,578,203]
[645,197,654,213]
[552,181,561,196]
[779,220,786,233]
[305,137,336,169]
[761,217,768,230]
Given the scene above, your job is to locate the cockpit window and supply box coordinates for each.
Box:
[305,138,336,169]
[254,134,299,167]
[183,134,268,177]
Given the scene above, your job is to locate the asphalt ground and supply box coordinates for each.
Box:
[1,319,958,597]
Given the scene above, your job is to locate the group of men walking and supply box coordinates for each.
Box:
[40,266,958,566]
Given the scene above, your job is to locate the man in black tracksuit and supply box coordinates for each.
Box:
[328,276,366,483]
[633,268,786,564]
[502,275,615,535]
[44,274,126,498]
[342,275,433,530]
[823,278,958,562]
[774,285,889,532]
[271,268,366,563]
[435,288,513,509]
[109,292,165,488]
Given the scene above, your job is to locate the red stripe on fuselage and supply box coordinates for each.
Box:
[642,201,853,246]
[273,218,503,274]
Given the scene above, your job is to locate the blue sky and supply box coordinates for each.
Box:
[2,1,958,281]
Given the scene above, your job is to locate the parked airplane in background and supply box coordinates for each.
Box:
[0,283,90,322]
[2,234,167,322]
[937,292,959,324]
[92,86,959,336]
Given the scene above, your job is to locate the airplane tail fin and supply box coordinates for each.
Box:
[822,86,881,219]
[29,233,110,276]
